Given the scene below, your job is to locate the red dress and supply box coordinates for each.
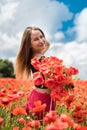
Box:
[25,89,55,120]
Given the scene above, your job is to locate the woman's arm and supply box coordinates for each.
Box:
[42,40,50,54]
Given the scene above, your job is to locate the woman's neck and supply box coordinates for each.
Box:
[33,53,44,59]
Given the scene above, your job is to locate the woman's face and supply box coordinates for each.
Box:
[30,30,46,53]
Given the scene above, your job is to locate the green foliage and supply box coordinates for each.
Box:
[0,59,15,78]
[0,107,26,130]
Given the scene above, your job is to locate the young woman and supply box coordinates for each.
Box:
[15,26,55,120]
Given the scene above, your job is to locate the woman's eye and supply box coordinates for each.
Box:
[40,35,44,39]
[34,38,39,41]
[34,36,44,41]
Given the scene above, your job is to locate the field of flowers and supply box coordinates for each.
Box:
[0,56,87,130]
[0,79,87,130]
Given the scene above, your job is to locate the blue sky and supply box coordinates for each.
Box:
[58,0,87,13]
[56,0,87,42]
[0,0,87,79]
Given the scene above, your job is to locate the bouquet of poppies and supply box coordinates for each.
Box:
[31,56,79,100]
[31,56,79,88]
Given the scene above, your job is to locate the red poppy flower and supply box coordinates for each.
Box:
[31,57,41,70]
[12,107,27,115]
[27,120,40,129]
[13,126,19,130]
[78,126,87,130]
[45,79,58,89]
[65,66,79,76]
[22,126,31,130]
[32,100,46,112]
[43,111,57,124]
[1,97,10,105]
[0,117,4,125]
[18,118,26,124]
[33,72,44,86]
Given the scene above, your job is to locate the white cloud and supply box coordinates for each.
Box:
[0,0,73,35]
[74,8,87,42]
[0,31,22,60]
[54,31,65,41]
[67,8,87,42]
[0,1,19,25]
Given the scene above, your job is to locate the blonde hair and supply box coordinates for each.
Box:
[14,26,50,79]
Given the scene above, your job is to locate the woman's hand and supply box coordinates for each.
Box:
[41,40,50,54]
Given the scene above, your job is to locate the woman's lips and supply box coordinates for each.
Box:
[39,42,45,47]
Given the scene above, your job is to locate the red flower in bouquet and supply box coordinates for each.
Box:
[31,56,79,100]
[33,72,44,86]
[51,85,68,102]
[78,126,87,130]
[65,66,79,76]
[44,78,58,89]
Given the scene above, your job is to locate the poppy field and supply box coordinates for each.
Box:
[0,78,87,130]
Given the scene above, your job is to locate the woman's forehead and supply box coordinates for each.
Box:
[31,30,43,37]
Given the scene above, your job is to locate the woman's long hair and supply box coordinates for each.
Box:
[14,26,45,79]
